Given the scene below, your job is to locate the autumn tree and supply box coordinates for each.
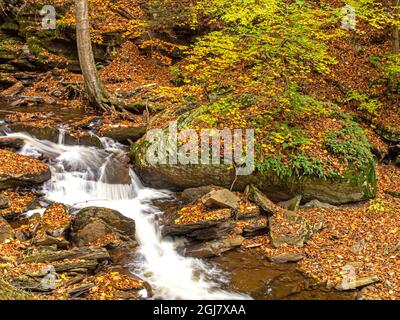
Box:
[75,0,133,117]
[393,0,399,54]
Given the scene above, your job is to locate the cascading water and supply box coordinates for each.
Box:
[6,131,249,300]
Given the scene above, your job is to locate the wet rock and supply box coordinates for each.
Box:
[267,253,305,264]
[9,123,60,143]
[248,185,276,215]
[108,240,138,265]
[202,188,240,210]
[278,195,302,211]
[64,132,103,148]
[0,194,8,209]
[71,207,136,247]
[100,125,147,143]
[186,236,244,258]
[0,137,24,150]
[162,219,235,241]
[181,185,219,203]
[20,247,110,264]
[9,122,103,148]
[303,199,338,209]
[0,216,13,243]
[0,149,51,190]
[335,276,379,291]
[100,157,132,185]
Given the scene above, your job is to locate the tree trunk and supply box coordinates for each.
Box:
[75,0,111,113]
[393,0,400,54]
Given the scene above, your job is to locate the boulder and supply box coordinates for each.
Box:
[248,185,276,215]
[181,185,219,203]
[302,199,338,209]
[100,125,147,143]
[107,240,138,265]
[8,123,60,143]
[64,132,103,149]
[162,219,235,241]
[0,149,51,190]
[202,188,240,210]
[185,236,244,258]
[71,207,135,247]
[132,141,376,205]
[267,252,305,264]
[0,137,24,150]
[8,123,103,148]
[335,276,379,291]
[278,195,302,211]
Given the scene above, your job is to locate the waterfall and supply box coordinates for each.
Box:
[6,131,249,300]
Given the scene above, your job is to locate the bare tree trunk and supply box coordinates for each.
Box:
[75,0,112,113]
[393,0,400,54]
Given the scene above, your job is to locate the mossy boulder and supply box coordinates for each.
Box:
[131,114,377,205]
[132,153,375,204]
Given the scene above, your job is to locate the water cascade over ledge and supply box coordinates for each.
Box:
[6,131,249,300]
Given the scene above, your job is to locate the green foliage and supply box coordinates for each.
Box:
[382,54,400,94]
[326,121,373,168]
[345,90,382,116]
[196,97,237,126]
[267,122,310,150]
[181,0,339,93]
[277,83,333,119]
[256,153,334,179]
[344,0,391,29]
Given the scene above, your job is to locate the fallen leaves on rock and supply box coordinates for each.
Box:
[0,149,48,176]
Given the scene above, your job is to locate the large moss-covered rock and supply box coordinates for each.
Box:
[132,143,376,204]
[132,107,376,205]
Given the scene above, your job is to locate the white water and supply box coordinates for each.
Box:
[7,131,249,300]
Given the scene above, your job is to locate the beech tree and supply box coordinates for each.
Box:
[393,0,399,54]
[75,0,133,118]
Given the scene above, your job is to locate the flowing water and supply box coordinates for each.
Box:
[6,131,249,300]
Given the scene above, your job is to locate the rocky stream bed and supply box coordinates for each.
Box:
[0,102,374,300]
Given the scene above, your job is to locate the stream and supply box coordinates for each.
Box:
[5,130,249,300]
